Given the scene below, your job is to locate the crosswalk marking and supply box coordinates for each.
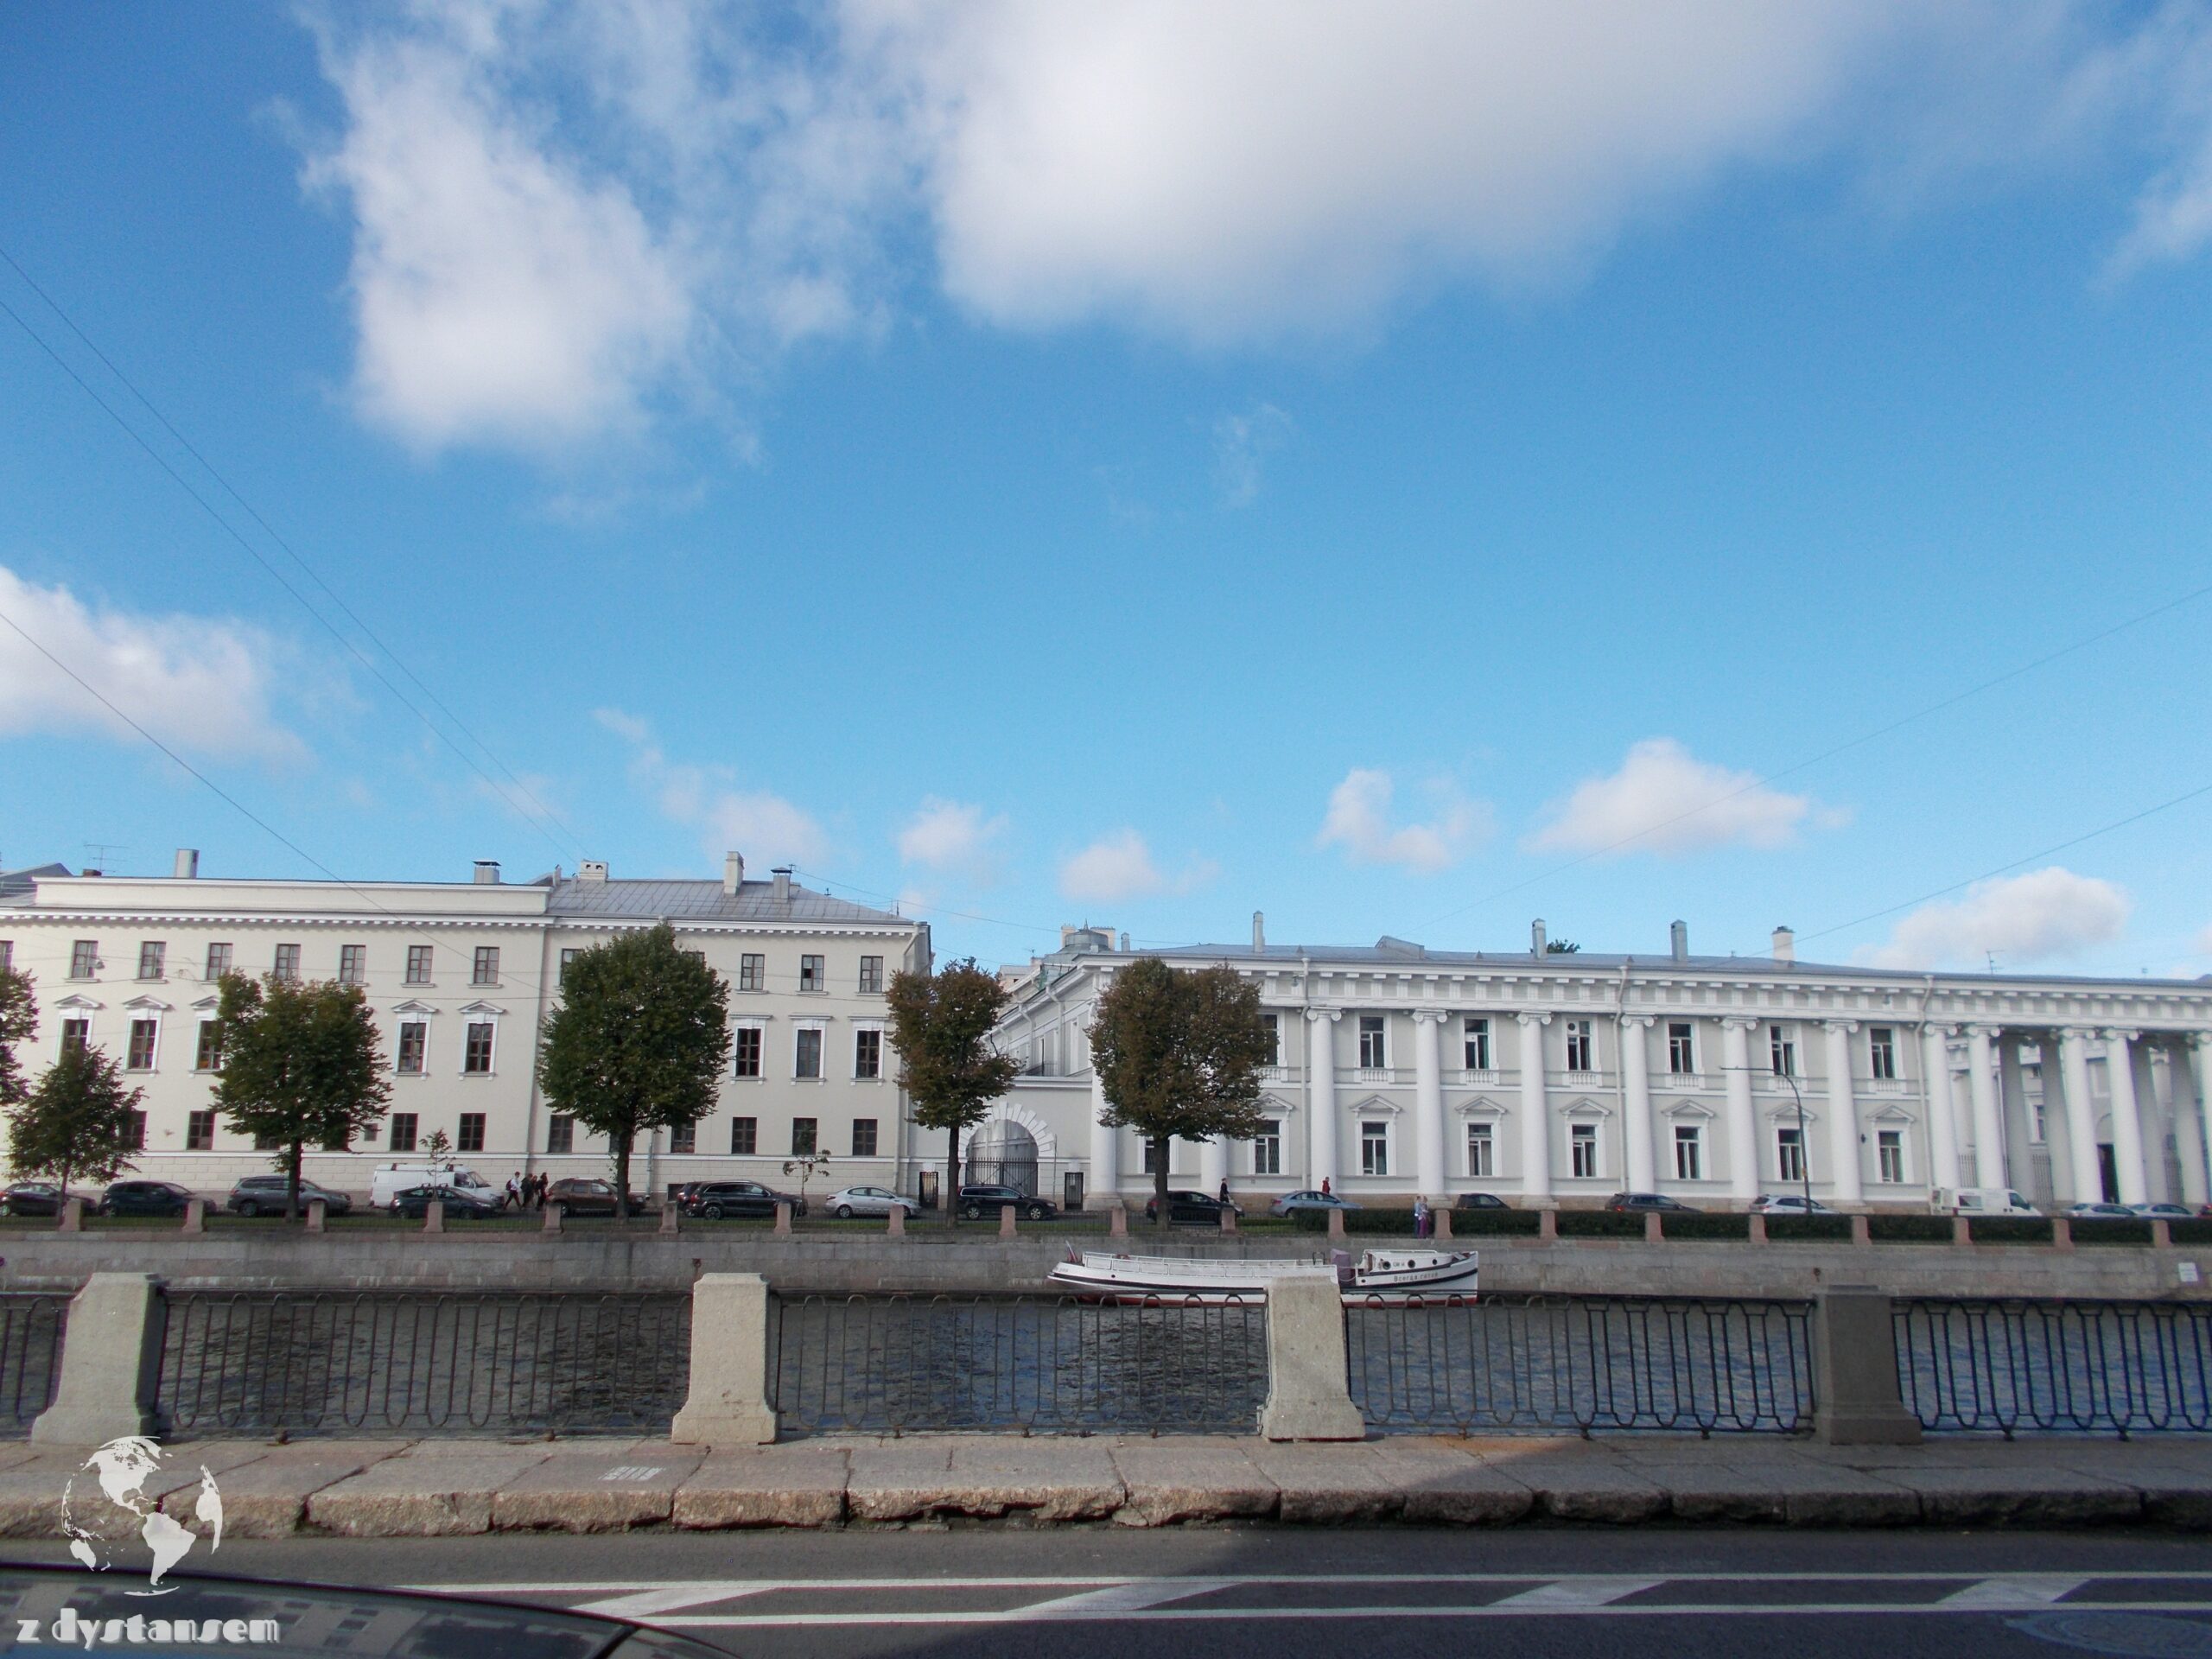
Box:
[1019,1580,1241,1618]
[1493,1579,1663,1608]
[579,1583,774,1618]
[1939,1577,2088,1610]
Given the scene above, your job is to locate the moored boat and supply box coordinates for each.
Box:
[1047,1246,1478,1303]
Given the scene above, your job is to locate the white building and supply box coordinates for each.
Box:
[986,916,2212,1212]
[0,851,929,1198]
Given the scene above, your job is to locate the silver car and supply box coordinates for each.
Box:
[826,1185,918,1219]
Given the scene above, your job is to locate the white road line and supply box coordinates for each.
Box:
[578,1583,776,1618]
[1018,1580,1240,1618]
[410,1572,2212,1596]
[1492,1579,1663,1608]
[1939,1577,2090,1610]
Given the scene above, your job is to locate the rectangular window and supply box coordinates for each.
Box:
[137,941,165,980]
[396,1021,427,1075]
[1777,1126,1805,1183]
[456,1112,486,1153]
[254,1129,282,1152]
[273,943,301,982]
[559,948,580,985]
[547,1115,575,1155]
[1565,1020,1594,1072]
[124,1110,146,1153]
[854,1028,882,1079]
[791,1117,818,1156]
[1360,1120,1389,1176]
[60,1018,89,1056]
[389,1112,419,1154]
[852,1118,879,1158]
[1869,1027,1897,1081]
[126,1018,157,1071]
[734,1027,763,1078]
[670,1122,696,1155]
[205,942,232,980]
[0,943,10,972]
[1262,1013,1281,1067]
[194,1020,221,1071]
[463,1021,494,1074]
[473,946,499,986]
[186,1109,215,1152]
[799,955,824,992]
[339,944,366,986]
[1770,1025,1796,1077]
[1674,1123,1704,1181]
[70,940,97,979]
[1463,1017,1491,1070]
[1878,1129,1905,1184]
[1571,1122,1599,1179]
[858,956,884,994]
[1668,1022,1695,1074]
[1142,1141,1163,1175]
[1358,1015,1387,1069]
[730,1116,758,1155]
[1466,1122,1495,1178]
[1253,1118,1281,1176]
[740,954,765,991]
[795,1028,823,1079]
[405,945,432,985]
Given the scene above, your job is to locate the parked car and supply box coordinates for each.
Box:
[1930,1185,2039,1217]
[226,1174,353,1217]
[2065,1202,2137,1219]
[391,1184,506,1220]
[1751,1194,1834,1215]
[1452,1192,1508,1211]
[957,1184,1057,1222]
[99,1180,194,1217]
[682,1180,804,1220]
[1142,1190,1243,1224]
[825,1185,918,1219]
[1605,1192,1696,1213]
[1270,1190,1363,1216]
[369,1163,498,1210]
[0,1181,63,1217]
[543,1178,645,1217]
[2130,1203,2196,1221]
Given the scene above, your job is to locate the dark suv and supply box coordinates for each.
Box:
[1142,1190,1242,1224]
[957,1185,1056,1222]
[99,1180,194,1217]
[544,1178,644,1217]
[1605,1192,1697,1213]
[226,1175,353,1217]
[682,1181,804,1220]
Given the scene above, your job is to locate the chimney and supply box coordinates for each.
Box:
[473,861,500,885]
[772,866,791,906]
[1118,931,1130,952]
[1253,911,1266,951]
[173,849,199,880]
[1670,920,1688,963]
[722,850,745,895]
[1531,918,1547,957]
[1772,925,1795,965]
[578,861,607,884]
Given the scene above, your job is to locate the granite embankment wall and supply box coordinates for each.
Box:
[1,1228,2205,1298]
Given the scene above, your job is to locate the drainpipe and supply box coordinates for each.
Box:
[1616,959,1633,1183]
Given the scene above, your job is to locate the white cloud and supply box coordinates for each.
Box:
[0,566,302,764]
[594,705,825,866]
[1213,403,1293,507]
[1317,768,1487,874]
[896,797,1008,879]
[1058,830,1216,904]
[1861,868,2132,969]
[1528,739,1826,856]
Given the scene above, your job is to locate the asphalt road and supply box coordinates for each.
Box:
[14,1528,2212,1659]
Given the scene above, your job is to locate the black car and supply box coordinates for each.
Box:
[1453,1192,1508,1211]
[0,1181,63,1217]
[1605,1192,1697,1213]
[544,1178,646,1217]
[958,1184,1057,1222]
[391,1184,506,1220]
[682,1180,805,1220]
[226,1174,353,1217]
[100,1180,194,1217]
[1142,1190,1243,1224]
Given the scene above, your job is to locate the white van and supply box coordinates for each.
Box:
[368,1163,499,1211]
[1930,1185,2040,1217]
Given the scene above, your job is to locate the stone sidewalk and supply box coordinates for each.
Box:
[5,1434,2212,1538]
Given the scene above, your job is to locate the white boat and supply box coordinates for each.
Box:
[1047,1246,1478,1303]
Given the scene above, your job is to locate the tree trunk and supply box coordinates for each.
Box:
[946,1124,962,1228]
[286,1141,304,1221]
[1153,1138,1173,1230]
[614,1131,632,1220]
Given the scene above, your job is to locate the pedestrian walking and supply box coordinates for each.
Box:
[507,1173,521,1210]
[1217,1179,1230,1206]
[1320,1177,1332,1198]
[1413,1196,1430,1239]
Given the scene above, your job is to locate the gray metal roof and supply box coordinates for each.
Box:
[547,876,911,928]
[0,865,70,906]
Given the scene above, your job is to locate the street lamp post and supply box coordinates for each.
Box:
[1776,1067,1814,1214]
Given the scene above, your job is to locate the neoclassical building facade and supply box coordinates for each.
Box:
[988,919,2212,1211]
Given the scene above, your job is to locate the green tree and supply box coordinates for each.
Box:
[536,923,730,1218]
[423,1127,454,1170]
[884,959,1018,1223]
[7,1043,143,1201]
[1544,939,1581,955]
[1090,957,1272,1226]
[211,972,393,1218]
[0,963,35,1119]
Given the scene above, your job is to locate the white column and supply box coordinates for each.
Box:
[1967,1027,2005,1189]
[2186,1036,2212,1207]
[2134,1041,2173,1204]
[1823,1020,1863,1206]
[1620,1015,1656,1193]
[1921,1023,1962,1192]
[1721,1019,1758,1204]
[1306,1010,1340,1191]
[2037,1036,2078,1206]
[2106,1029,2148,1205]
[1516,1012,1552,1203]
[1198,1135,1229,1195]
[1088,1066,1118,1200]
[1999,1033,2038,1204]
[2059,1028,2102,1204]
[1412,1011,1446,1201]
[2171,1037,2208,1208]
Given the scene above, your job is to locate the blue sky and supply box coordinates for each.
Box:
[3,2,2209,978]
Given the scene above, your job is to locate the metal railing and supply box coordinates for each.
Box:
[772,1293,1267,1436]
[1895,1298,2212,1436]
[0,1294,66,1437]
[1347,1294,1815,1434]
[157,1291,690,1437]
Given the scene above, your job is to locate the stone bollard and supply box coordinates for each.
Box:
[305,1198,327,1234]
[542,1200,564,1234]
[1433,1207,1452,1241]
[1851,1213,1872,1247]
[1326,1207,1345,1242]
[1539,1208,1558,1242]
[660,1202,680,1236]
[773,1201,792,1236]
[1645,1211,1665,1244]
[33,1273,166,1445]
[2155,1219,2174,1249]
[1952,1215,1973,1247]
[1260,1274,1366,1440]
[999,1204,1017,1240]
[58,1197,83,1233]
[423,1198,444,1235]
[2052,1216,2074,1252]
[1219,1205,1236,1235]
[670,1272,778,1446]
[180,1198,206,1235]
[1109,1205,1128,1239]
[1746,1212,1765,1244]
[1813,1287,1922,1445]
[887,1205,905,1237]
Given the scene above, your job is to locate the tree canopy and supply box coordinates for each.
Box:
[0,964,34,1119]
[7,1042,143,1199]
[211,971,393,1217]
[536,923,731,1217]
[1090,957,1272,1224]
[884,958,1018,1220]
